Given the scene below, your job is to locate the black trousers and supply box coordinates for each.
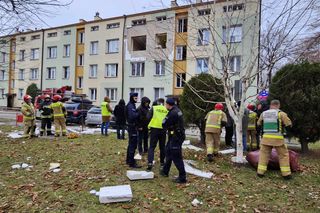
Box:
[225,126,234,146]
[147,128,166,164]
[117,124,126,139]
[40,117,52,134]
[162,136,186,181]
[126,126,138,166]
[138,127,149,153]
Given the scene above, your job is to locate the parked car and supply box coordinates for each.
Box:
[64,98,93,125]
[85,106,117,128]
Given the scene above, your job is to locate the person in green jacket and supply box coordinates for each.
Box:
[101,96,113,136]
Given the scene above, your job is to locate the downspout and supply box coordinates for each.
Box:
[121,15,127,99]
[257,0,262,93]
[40,29,45,90]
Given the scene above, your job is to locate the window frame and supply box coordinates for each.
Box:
[89,88,97,101]
[105,88,118,101]
[89,64,98,78]
[105,63,118,78]
[30,68,39,80]
[155,60,165,76]
[176,73,186,88]
[106,39,119,53]
[62,66,70,79]
[47,46,57,59]
[47,67,56,80]
[90,41,99,55]
[131,62,145,77]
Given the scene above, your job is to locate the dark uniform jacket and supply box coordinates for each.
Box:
[137,97,150,128]
[126,100,139,126]
[162,106,186,143]
[40,100,52,117]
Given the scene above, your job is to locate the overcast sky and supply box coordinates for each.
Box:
[42,0,187,27]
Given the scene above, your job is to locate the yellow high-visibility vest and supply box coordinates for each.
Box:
[101,102,111,116]
[148,105,168,129]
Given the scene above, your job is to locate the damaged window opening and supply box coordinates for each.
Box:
[132,36,147,51]
[156,33,167,49]
[132,19,146,26]
[198,9,211,16]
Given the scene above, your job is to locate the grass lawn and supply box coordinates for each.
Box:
[0,124,319,212]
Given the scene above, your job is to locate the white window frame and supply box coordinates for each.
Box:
[78,32,85,44]
[18,88,24,100]
[47,67,56,80]
[223,25,242,43]
[105,88,118,101]
[64,30,71,35]
[48,46,57,59]
[77,76,83,89]
[30,68,39,80]
[19,50,25,61]
[0,88,5,99]
[198,9,211,16]
[130,88,144,102]
[196,58,209,74]
[176,73,186,88]
[154,87,164,101]
[131,62,145,77]
[48,32,57,37]
[0,70,5,80]
[178,18,188,33]
[155,61,165,76]
[106,39,119,53]
[91,26,99,31]
[89,64,98,78]
[30,48,39,60]
[62,66,70,79]
[78,54,84,66]
[89,88,97,101]
[230,56,241,72]
[105,64,118,77]
[18,69,24,80]
[107,23,120,29]
[1,52,6,63]
[176,45,186,61]
[90,41,99,55]
[198,28,210,45]
[63,44,70,57]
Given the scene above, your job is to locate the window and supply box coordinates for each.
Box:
[31,35,40,40]
[91,26,99,31]
[0,70,5,80]
[223,4,244,12]
[198,28,210,45]
[20,37,26,42]
[156,33,167,49]
[198,9,211,16]
[48,46,57,58]
[30,68,38,80]
[64,30,71,35]
[47,67,56,79]
[132,36,146,51]
[62,66,70,79]
[30,48,39,60]
[131,62,145,77]
[132,19,146,26]
[222,56,241,72]
[107,23,120,29]
[89,64,98,78]
[18,89,24,100]
[89,88,97,101]
[78,54,84,66]
[11,79,15,89]
[1,52,6,63]
[78,32,85,44]
[12,60,15,69]
[0,88,4,99]
[222,25,242,43]
[105,64,118,77]
[105,88,117,101]
[155,61,165,76]
[11,41,16,52]
[90,41,99,55]
[176,73,186,88]
[130,88,144,102]
[106,39,119,53]
[48,32,57,37]
[154,88,164,101]
[196,58,209,74]
[178,18,188,33]
[156,16,167,21]
[234,80,242,101]
[18,69,24,80]
[63,44,70,57]
[77,77,83,89]
[176,45,187,60]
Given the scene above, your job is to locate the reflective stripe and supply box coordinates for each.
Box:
[280,166,291,172]
[53,114,65,117]
[206,110,222,129]
[207,147,213,153]
[258,164,267,171]
[170,131,174,135]
[206,124,221,128]
[248,125,256,128]
[263,134,284,139]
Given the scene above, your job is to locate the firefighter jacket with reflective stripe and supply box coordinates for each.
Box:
[40,100,52,118]
[101,101,112,116]
[257,109,292,146]
[148,105,168,129]
[247,111,257,130]
[21,102,35,121]
[49,102,66,118]
[205,110,227,133]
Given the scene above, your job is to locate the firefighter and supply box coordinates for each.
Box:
[205,103,227,162]
[49,95,67,137]
[21,95,37,138]
[40,95,53,136]
[247,104,258,150]
[257,100,293,180]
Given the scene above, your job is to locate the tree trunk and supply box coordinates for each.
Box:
[235,119,244,163]
[300,140,309,153]
[199,123,206,144]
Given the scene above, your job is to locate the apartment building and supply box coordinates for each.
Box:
[0,0,260,107]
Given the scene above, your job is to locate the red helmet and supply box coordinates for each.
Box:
[53,95,62,102]
[215,103,224,110]
[44,94,50,99]
[23,95,32,102]
[247,104,255,111]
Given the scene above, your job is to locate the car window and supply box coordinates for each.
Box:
[65,104,77,110]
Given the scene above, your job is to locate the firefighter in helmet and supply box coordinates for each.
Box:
[21,95,37,138]
[40,95,53,136]
[205,103,227,162]
[246,104,258,150]
[49,95,67,137]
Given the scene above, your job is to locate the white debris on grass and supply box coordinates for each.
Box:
[191,198,203,207]
[8,131,23,139]
[49,163,61,172]
[98,185,133,204]
[126,170,154,180]
[134,153,142,160]
[11,163,33,170]
[183,160,214,179]
[52,168,61,173]
[182,140,204,152]
[231,156,248,164]
[219,149,235,155]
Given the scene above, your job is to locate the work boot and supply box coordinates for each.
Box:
[207,154,213,162]
[47,131,53,136]
[146,164,153,172]
[257,173,264,178]
[129,163,142,169]
[40,132,44,136]
[173,177,187,184]
[283,175,292,180]
[160,170,168,177]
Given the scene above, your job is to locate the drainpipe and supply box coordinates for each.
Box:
[121,15,127,99]
[40,29,45,90]
[257,0,262,93]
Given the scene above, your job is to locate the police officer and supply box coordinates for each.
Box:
[146,98,168,171]
[246,104,258,150]
[160,98,187,184]
[21,95,37,138]
[257,100,293,179]
[40,95,53,136]
[49,95,67,137]
[205,103,227,162]
[125,92,141,168]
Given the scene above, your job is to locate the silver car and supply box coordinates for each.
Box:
[85,106,116,128]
